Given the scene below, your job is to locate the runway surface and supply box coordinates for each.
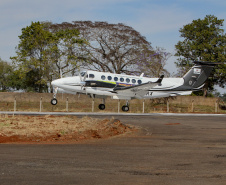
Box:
[0,113,226,185]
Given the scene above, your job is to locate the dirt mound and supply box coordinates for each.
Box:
[0,115,136,144]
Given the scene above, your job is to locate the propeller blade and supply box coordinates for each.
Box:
[83,71,88,81]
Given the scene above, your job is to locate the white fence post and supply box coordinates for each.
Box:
[40,97,42,112]
[13,97,16,116]
[92,98,94,112]
[66,97,69,112]
[191,99,194,112]
[143,99,145,113]
[215,99,218,113]
[167,99,169,113]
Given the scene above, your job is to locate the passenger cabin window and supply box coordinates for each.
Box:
[120,78,124,82]
[132,79,136,84]
[89,74,95,78]
[108,76,112,80]
[138,80,142,84]
[126,78,130,83]
[101,75,106,80]
[114,77,118,81]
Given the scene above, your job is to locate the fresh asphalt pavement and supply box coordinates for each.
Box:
[0,113,226,185]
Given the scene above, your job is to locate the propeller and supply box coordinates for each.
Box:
[79,71,88,90]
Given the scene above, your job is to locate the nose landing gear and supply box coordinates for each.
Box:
[51,87,58,105]
[51,98,58,105]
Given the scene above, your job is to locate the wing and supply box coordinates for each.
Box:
[112,75,164,99]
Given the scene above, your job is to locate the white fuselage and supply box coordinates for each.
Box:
[51,70,191,100]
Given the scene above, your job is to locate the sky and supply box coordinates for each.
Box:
[0,0,225,79]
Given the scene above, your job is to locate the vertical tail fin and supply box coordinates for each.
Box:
[183,61,215,89]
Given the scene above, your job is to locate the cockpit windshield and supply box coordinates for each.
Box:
[80,71,87,77]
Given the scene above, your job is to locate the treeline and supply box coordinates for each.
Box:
[1,21,170,93]
[0,15,225,95]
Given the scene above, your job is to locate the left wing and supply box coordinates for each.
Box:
[112,75,164,98]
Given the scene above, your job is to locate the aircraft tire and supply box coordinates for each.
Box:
[51,98,58,105]
[122,105,129,112]
[98,104,105,110]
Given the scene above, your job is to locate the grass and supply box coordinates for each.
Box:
[0,92,225,114]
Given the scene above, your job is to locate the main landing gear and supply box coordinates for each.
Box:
[98,99,130,112]
[98,104,105,110]
[98,99,106,110]
[122,100,129,112]
[122,105,129,112]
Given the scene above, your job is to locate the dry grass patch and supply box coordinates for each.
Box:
[0,115,136,143]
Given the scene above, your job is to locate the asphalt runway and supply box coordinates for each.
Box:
[0,113,226,185]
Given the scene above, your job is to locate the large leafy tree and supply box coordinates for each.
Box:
[11,22,86,92]
[47,23,87,77]
[0,58,13,91]
[175,15,226,94]
[136,47,170,77]
[50,21,169,76]
[11,22,54,92]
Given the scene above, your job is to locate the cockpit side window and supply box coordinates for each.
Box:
[80,72,86,77]
[89,74,95,78]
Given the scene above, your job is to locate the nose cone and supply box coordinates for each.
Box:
[51,78,64,87]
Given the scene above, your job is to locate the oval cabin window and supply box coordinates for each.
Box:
[101,75,106,80]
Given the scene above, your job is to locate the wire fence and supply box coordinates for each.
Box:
[0,92,225,114]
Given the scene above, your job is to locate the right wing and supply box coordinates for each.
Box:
[112,75,164,99]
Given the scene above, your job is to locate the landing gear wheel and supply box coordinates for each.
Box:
[98,104,105,110]
[122,105,129,112]
[51,98,58,105]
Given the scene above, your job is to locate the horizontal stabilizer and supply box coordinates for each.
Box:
[194,61,223,66]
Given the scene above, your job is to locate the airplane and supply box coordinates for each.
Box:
[50,61,217,112]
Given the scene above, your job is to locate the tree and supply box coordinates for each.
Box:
[11,22,54,92]
[175,15,226,95]
[135,47,170,77]
[0,58,13,91]
[47,23,87,78]
[50,21,169,76]
[11,22,86,92]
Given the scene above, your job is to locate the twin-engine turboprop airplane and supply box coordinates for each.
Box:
[50,61,216,112]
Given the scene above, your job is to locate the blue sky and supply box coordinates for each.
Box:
[0,0,225,76]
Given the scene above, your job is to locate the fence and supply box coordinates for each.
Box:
[0,92,225,114]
